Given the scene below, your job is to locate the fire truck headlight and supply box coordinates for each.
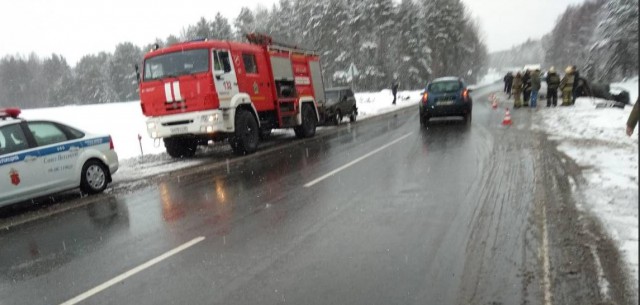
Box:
[206,126,214,133]
[147,122,156,130]
[151,131,158,138]
[201,114,218,123]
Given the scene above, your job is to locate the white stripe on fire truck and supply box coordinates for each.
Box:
[164,83,173,103]
[172,81,182,101]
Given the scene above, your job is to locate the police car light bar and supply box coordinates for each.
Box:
[0,108,21,119]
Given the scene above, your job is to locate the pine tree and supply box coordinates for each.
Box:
[234,7,256,40]
[211,13,233,40]
[109,42,142,102]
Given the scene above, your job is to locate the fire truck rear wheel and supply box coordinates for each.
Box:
[164,137,197,158]
[294,104,317,139]
[230,109,259,155]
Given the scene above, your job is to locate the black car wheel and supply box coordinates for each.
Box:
[230,109,259,155]
[294,104,317,138]
[164,137,197,158]
[334,110,342,125]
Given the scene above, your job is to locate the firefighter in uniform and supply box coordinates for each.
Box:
[546,67,560,107]
[559,66,575,106]
[512,72,523,108]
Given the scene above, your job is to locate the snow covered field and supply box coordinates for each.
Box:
[535,77,639,287]
[20,90,422,181]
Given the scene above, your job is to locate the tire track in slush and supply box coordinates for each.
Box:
[458,137,539,305]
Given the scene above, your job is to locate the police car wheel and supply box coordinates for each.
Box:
[80,160,108,194]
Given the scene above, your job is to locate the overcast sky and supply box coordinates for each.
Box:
[1,0,587,65]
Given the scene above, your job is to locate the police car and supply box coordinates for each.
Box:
[0,108,118,207]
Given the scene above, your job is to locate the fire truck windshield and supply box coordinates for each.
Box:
[143,49,209,81]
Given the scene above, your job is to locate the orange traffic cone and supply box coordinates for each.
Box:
[502,108,512,125]
[492,98,498,109]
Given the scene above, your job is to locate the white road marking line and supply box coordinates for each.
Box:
[60,236,206,305]
[304,132,413,188]
[541,204,553,305]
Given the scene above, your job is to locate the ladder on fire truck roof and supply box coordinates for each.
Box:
[245,33,319,56]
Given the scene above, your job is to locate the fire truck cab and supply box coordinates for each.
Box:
[139,34,325,157]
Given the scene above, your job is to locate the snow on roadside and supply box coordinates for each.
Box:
[19,90,421,182]
[469,68,502,89]
[355,90,421,119]
[534,95,639,288]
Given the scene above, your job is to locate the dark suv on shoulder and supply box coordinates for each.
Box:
[419,77,473,126]
[321,87,358,125]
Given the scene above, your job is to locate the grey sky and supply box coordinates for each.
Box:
[1,0,587,65]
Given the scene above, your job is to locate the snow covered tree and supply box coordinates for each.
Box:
[182,17,213,40]
[234,7,256,40]
[75,53,118,104]
[211,13,233,40]
[109,42,142,102]
[590,0,639,81]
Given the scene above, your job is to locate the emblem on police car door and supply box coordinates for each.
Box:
[9,168,20,186]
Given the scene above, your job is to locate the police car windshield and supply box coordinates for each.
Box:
[144,49,209,81]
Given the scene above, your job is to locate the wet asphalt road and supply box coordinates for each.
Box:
[0,86,618,304]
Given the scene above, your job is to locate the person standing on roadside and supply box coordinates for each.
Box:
[530,68,541,108]
[626,99,639,136]
[512,72,523,108]
[559,66,575,106]
[546,67,560,107]
[505,72,514,97]
[391,77,399,105]
[572,65,580,105]
[522,70,532,106]
[503,73,510,93]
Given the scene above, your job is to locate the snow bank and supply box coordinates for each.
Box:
[19,90,421,181]
[535,95,639,287]
[22,102,165,162]
[355,90,421,119]
[470,68,502,88]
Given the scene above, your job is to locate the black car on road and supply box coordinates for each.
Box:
[419,77,473,125]
[321,87,358,125]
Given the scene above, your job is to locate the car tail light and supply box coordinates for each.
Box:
[462,89,469,102]
[422,92,429,103]
[109,136,114,150]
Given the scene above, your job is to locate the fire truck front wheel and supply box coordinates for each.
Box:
[294,104,318,139]
[230,109,259,155]
[164,137,197,158]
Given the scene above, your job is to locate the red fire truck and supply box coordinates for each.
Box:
[138,34,325,157]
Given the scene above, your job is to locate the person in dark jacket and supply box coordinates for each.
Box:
[505,72,514,96]
[522,70,531,106]
[627,99,639,136]
[391,78,399,105]
[530,69,541,108]
[572,65,580,105]
[546,67,561,107]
